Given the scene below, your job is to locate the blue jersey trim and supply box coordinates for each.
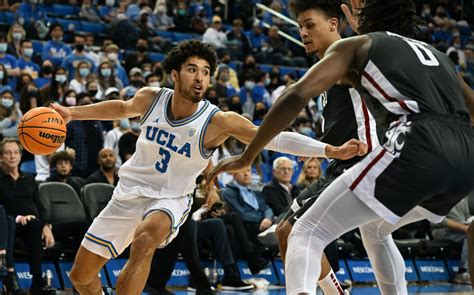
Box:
[164,95,210,127]
[140,88,164,125]
[198,108,220,159]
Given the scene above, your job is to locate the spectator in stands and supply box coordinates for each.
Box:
[296,158,322,190]
[226,19,252,59]
[83,34,100,67]
[252,70,272,107]
[238,73,257,118]
[221,166,274,250]
[19,81,41,114]
[41,24,72,67]
[69,61,94,94]
[40,66,69,105]
[0,90,20,139]
[15,0,48,26]
[121,68,144,100]
[0,204,25,295]
[18,39,40,79]
[97,60,123,100]
[432,197,472,284]
[0,33,20,78]
[203,15,228,51]
[252,102,267,126]
[7,23,26,58]
[0,64,11,95]
[61,89,77,107]
[62,34,95,81]
[85,148,119,186]
[262,157,299,217]
[432,5,456,29]
[118,117,140,163]
[145,73,161,87]
[154,1,174,31]
[124,38,153,73]
[80,0,102,22]
[191,196,254,290]
[215,65,238,100]
[65,95,104,178]
[238,54,257,87]
[248,20,266,53]
[0,138,52,294]
[103,44,128,86]
[85,80,100,101]
[99,0,118,23]
[39,59,53,79]
[104,117,128,169]
[46,151,85,197]
[173,1,192,32]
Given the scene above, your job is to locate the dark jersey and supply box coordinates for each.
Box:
[320,84,379,155]
[357,31,469,120]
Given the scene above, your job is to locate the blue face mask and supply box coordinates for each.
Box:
[24,48,33,58]
[55,74,67,84]
[0,71,4,80]
[119,118,130,129]
[264,77,271,86]
[130,121,141,132]
[245,81,255,90]
[79,68,90,77]
[299,126,314,138]
[1,98,13,108]
[0,43,7,53]
[101,68,112,78]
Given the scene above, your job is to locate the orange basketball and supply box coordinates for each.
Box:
[18,107,67,155]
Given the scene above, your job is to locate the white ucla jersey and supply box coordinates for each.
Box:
[115,88,220,199]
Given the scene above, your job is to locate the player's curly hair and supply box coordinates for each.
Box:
[289,0,344,20]
[162,40,218,76]
[358,0,424,38]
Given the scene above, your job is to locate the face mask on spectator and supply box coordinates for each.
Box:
[299,126,314,138]
[149,81,160,87]
[88,89,98,96]
[107,53,118,62]
[119,118,130,129]
[55,74,67,84]
[42,65,53,75]
[65,96,77,106]
[0,43,7,53]
[178,9,186,16]
[106,0,115,6]
[143,71,151,77]
[264,77,271,86]
[245,81,255,90]
[75,44,84,52]
[29,0,37,4]
[0,71,4,80]
[12,32,23,41]
[27,90,38,98]
[79,68,90,77]
[130,122,141,132]
[254,108,267,118]
[101,68,112,77]
[137,45,147,53]
[1,98,13,108]
[131,80,142,87]
[24,48,33,58]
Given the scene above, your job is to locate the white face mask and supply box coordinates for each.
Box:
[107,53,118,61]
[149,82,160,87]
[106,0,115,6]
[1,98,13,108]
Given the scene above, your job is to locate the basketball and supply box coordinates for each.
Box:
[17,107,67,155]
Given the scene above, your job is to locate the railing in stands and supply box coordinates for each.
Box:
[254,3,303,48]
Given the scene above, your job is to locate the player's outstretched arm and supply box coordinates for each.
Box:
[213,111,367,159]
[51,87,160,123]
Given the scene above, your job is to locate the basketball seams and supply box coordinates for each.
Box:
[21,109,56,122]
[19,126,67,133]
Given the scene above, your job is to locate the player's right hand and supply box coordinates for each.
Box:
[50,103,73,124]
[325,139,368,160]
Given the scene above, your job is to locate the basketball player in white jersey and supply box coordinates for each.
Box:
[51,40,367,295]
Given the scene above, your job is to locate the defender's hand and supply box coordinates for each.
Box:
[341,0,364,33]
[206,155,252,190]
[325,139,368,160]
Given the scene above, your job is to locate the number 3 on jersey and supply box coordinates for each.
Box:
[155,147,171,173]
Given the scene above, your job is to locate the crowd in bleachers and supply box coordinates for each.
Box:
[0,0,472,293]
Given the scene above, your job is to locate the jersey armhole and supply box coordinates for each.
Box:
[198,108,221,159]
[140,88,165,125]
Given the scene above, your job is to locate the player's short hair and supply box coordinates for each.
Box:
[162,40,218,76]
[358,0,424,38]
[0,138,22,154]
[289,0,344,20]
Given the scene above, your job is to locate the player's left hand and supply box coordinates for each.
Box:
[206,155,252,190]
[325,139,368,160]
[341,0,364,33]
